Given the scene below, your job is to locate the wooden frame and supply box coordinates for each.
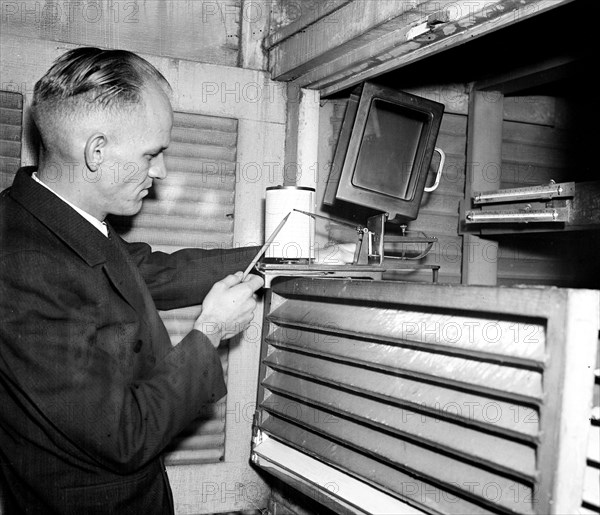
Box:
[266,0,575,97]
[253,276,599,514]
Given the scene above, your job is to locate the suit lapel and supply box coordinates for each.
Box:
[103,225,156,322]
[9,167,150,317]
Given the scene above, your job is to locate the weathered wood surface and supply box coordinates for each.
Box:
[268,0,575,96]
[1,0,241,65]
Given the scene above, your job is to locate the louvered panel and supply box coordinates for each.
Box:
[164,169,236,191]
[0,162,21,189]
[254,277,599,515]
[582,466,600,510]
[164,155,236,175]
[170,126,237,147]
[130,229,233,249]
[0,124,21,141]
[0,106,23,126]
[0,92,23,188]
[152,172,236,204]
[164,401,227,466]
[113,110,238,465]
[136,200,233,220]
[261,404,535,514]
[261,380,536,479]
[260,415,512,515]
[582,350,600,514]
[266,327,543,400]
[263,348,538,438]
[268,298,546,365]
[0,140,20,158]
[120,212,233,233]
[173,111,237,132]
[167,140,237,161]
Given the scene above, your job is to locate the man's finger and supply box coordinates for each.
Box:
[243,273,264,292]
[219,273,243,288]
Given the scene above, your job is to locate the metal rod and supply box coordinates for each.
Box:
[465,209,567,223]
[242,212,291,280]
[293,209,360,230]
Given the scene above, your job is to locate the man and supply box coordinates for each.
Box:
[0,48,263,514]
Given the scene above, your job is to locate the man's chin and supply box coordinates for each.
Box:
[112,202,144,218]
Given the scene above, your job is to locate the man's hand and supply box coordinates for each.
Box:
[193,272,264,348]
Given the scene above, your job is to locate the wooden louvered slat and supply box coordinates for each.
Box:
[130,229,233,249]
[261,379,537,479]
[265,326,543,400]
[114,110,239,465]
[0,92,23,110]
[120,212,233,234]
[152,186,235,206]
[0,91,22,187]
[135,200,233,220]
[170,126,238,147]
[581,354,600,513]
[167,140,237,161]
[163,168,236,187]
[582,466,600,510]
[164,401,227,466]
[254,277,599,515]
[0,140,20,158]
[164,155,236,176]
[173,111,237,132]
[260,415,514,515]
[0,107,23,126]
[263,348,539,439]
[0,125,21,142]
[268,299,546,365]
[261,405,536,514]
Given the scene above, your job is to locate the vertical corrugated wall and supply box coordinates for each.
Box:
[111,110,239,465]
[0,91,22,189]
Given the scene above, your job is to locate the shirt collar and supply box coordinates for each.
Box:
[31,172,109,238]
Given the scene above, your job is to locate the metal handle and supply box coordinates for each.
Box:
[424,147,445,193]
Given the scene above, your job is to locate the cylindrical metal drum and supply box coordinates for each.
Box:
[264,186,315,261]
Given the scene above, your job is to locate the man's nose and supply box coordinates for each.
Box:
[149,153,167,179]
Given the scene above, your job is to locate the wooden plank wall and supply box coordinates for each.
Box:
[497,95,599,289]
[0,0,242,66]
[316,85,468,284]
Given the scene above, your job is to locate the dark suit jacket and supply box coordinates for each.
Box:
[0,168,259,514]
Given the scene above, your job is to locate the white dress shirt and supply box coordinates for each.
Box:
[32,172,109,238]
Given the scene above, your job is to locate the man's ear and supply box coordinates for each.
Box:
[84,133,107,171]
